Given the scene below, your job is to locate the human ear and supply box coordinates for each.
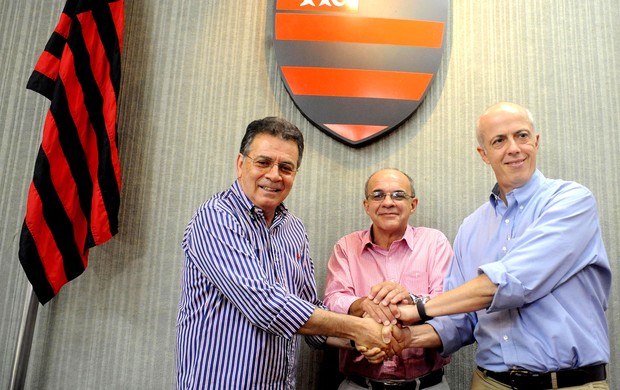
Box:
[235,153,244,178]
[477,146,490,164]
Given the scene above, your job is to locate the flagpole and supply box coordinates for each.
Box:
[9,287,39,390]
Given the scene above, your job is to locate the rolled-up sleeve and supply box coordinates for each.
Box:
[481,185,602,312]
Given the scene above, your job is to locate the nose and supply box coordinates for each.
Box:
[381,194,396,206]
[265,163,283,180]
[506,137,521,154]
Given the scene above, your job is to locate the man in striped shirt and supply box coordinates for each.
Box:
[176,117,398,389]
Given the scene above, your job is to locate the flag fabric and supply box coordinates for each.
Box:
[19,0,124,305]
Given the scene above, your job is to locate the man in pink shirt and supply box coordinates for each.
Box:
[324,168,452,390]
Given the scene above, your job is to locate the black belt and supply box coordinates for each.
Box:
[348,368,443,390]
[477,364,606,390]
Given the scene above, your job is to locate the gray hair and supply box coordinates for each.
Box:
[239,117,305,167]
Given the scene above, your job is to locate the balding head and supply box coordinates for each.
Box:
[476,102,535,148]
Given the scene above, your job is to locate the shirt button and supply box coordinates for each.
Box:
[503,335,509,341]
[502,246,507,252]
[519,206,524,210]
[505,219,510,224]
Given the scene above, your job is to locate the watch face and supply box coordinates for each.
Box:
[410,293,430,304]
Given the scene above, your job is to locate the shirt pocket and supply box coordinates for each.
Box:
[400,271,430,296]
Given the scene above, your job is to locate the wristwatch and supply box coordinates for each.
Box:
[409,293,430,304]
[416,298,434,322]
[409,293,433,321]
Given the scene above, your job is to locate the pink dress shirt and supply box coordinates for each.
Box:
[324,225,452,380]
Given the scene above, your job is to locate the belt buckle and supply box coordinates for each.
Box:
[377,380,408,389]
[508,369,545,389]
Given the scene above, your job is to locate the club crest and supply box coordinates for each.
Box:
[274,0,449,147]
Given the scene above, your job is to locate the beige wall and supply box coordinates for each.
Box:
[1,1,618,389]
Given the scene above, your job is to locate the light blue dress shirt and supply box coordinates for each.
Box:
[431,170,611,372]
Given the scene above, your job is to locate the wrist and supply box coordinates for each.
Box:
[416,299,433,322]
[409,324,443,349]
[348,297,367,317]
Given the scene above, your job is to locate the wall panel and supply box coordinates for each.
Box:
[1,1,617,389]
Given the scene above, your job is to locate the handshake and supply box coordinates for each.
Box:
[348,281,432,363]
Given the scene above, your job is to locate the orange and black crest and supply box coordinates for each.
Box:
[274,0,449,147]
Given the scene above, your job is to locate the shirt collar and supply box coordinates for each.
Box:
[489,169,545,209]
[361,228,374,250]
[402,225,416,250]
[361,225,415,253]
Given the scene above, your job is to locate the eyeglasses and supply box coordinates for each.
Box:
[245,155,298,176]
[366,191,414,202]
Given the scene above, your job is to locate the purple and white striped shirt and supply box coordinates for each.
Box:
[176,181,326,389]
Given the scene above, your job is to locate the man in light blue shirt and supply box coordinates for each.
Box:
[377,102,610,389]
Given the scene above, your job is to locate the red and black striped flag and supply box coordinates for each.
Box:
[19,0,124,304]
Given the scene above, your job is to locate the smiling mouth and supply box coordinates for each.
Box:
[260,185,281,193]
[505,159,525,167]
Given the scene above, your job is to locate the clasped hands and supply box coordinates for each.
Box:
[352,281,422,363]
